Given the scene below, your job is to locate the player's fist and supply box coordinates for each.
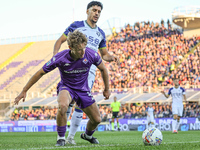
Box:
[103,89,111,100]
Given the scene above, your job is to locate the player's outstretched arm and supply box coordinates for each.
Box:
[14,68,46,105]
[53,34,67,56]
[183,95,187,102]
[161,90,169,98]
[97,61,111,100]
[99,48,120,65]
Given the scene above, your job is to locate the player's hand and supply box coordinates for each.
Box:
[14,91,26,105]
[103,89,111,100]
[113,55,120,65]
[160,90,165,94]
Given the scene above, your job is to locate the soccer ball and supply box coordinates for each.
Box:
[142,127,163,146]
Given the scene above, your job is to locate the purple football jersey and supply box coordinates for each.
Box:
[42,47,102,91]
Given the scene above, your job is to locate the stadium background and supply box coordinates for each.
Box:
[0,1,200,135]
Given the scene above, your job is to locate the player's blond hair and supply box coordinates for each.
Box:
[67,30,87,49]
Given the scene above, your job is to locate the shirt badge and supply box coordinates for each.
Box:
[83,58,88,64]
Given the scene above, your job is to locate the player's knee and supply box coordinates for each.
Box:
[94,117,101,125]
[59,103,68,116]
[177,117,180,121]
[173,115,177,120]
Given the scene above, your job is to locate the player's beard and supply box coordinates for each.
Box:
[91,19,97,24]
[92,16,99,23]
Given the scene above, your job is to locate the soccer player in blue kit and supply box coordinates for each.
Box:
[53,1,119,144]
[14,30,111,146]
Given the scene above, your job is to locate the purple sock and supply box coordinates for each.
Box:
[57,125,66,137]
[85,128,95,136]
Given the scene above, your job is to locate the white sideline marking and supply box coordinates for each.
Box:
[5,141,200,150]
[164,141,200,144]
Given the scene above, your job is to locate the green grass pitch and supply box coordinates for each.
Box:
[0,131,200,150]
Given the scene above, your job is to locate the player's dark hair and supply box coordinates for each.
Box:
[87,1,103,10]
[67,30,87,49]
[173,78,179,81]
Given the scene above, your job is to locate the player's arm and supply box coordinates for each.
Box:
[99,47,120,65]
[15,53,60,105]
[146,108,150,117]
[161,90,170,98]
[146,110,150,117]
[53,34,67,56]
[14,68,47,105]
[182,88,187,102]
[183,94,187,102]
[96,61,111,100]
[119,103,121,111]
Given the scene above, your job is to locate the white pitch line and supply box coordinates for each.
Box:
[164,141,200,144]
[4,141,200,150]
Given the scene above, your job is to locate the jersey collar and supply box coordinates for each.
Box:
[85,20,97,29]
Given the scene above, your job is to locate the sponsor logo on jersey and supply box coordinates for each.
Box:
[83,58,88,64]
[64,68,88,74]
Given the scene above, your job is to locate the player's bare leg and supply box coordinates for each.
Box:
[56,90,72,146]
[80,102,101,144]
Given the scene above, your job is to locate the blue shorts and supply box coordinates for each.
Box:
[57,82,95,109]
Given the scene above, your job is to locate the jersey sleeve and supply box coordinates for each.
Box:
[93,52,102,67]
[98,27,106,49]
[42,52,63,73]
[168,88,172,95]
[99,38,106,49]
[181,87,186,95]
[63,21,84,37]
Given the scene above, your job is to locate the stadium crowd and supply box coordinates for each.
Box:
[10,102,199,121]
[92,20,200,92]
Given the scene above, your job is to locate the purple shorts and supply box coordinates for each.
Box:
[57,83,95,109]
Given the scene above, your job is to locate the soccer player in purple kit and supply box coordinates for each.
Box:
[14,30,111,146]
[54,1,119,145]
